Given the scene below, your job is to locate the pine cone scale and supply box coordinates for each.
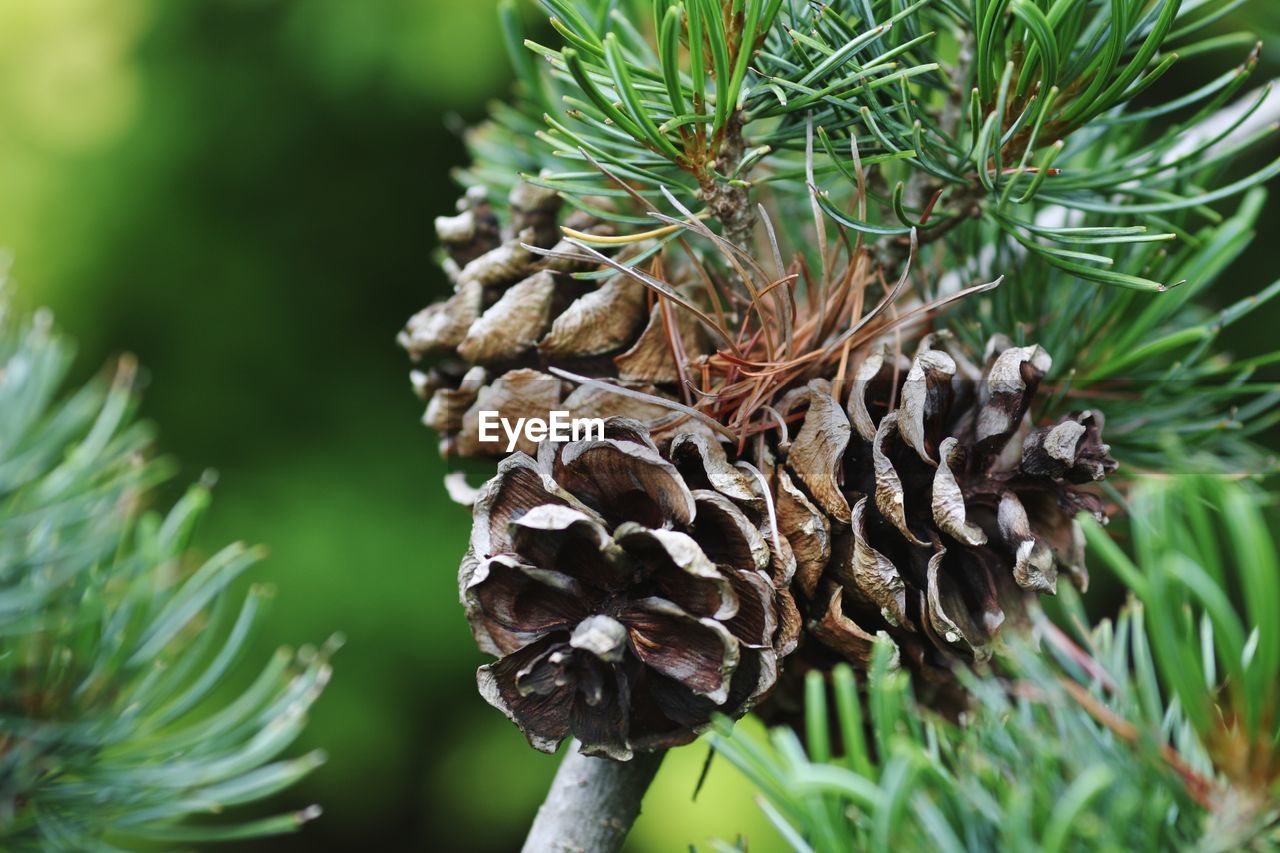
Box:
[614,524,739,620]
[689,490,771,573]
[786,382,852,525]
[554,438,696,529]
[621,597,740,702]
[477,638,574,753]
[465,555,591,638]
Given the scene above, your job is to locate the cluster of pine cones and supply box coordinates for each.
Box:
[404,184,1117,759]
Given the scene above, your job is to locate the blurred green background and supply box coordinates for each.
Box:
[2,1,1276,850]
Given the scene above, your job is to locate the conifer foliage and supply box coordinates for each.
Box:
[4,0,1278,849]
[402,0,1280,848]
[0,292,333,849]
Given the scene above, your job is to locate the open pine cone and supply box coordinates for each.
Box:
[767,333,1116,689]
[400,184,709,457]
[461,419,798,759]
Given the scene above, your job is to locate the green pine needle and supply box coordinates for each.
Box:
[0,292,334,850]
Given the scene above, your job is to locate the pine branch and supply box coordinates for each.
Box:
[709,629,1212,851]
[1159,83,1280,166]
[949,186,1280,476]
[469,0,1280,290]
[410,3,1280,849]
[709,472,1280,851]
[522,745,664,853]
[0,289,334,849]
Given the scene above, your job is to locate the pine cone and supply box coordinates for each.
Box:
[401,184,710,457]
[769,333,1116,683]
[461,419,799,759]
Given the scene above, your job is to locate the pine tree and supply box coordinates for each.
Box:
[0,287,334,849]
[401,0,1280,849]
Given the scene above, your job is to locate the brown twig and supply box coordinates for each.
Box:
[1058,677,1218,810]
[522,745,665,853]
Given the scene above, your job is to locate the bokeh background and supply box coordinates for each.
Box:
[2,1,1277,850]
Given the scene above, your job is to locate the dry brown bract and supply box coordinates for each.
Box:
[462,419,798,759]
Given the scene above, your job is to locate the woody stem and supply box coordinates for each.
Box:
[521,743,665,853]
[701,111,755,248]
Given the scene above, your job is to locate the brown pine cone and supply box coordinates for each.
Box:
[766,333,1116,686]
[461,419,799,759]
[401,184,710,457]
